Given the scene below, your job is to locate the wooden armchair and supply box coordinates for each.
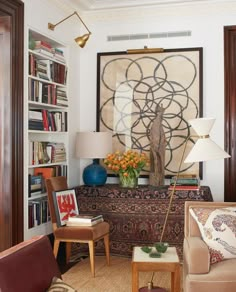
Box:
[45,176,110,277]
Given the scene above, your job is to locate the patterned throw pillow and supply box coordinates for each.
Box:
[190,207,236,264]
[47,277,77,292]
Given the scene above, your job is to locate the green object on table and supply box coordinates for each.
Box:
[154,242,169,253]
[141,246,152,253]
[149,251,161,258]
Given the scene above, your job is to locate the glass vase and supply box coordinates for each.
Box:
[119,174,138,188]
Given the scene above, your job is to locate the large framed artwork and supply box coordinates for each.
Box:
[97,48,203,178]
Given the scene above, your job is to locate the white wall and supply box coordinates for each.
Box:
[23,0,81,187]
[23,0,236,200]
[78,1,236,201]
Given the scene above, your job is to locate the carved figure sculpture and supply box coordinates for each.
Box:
[149,104,166,186]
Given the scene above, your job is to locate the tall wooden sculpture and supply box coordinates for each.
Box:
[149,104,166,186]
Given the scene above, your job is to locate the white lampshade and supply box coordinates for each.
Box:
[188,117,215,136]
[76,131,112,159]
[184,118,230,163]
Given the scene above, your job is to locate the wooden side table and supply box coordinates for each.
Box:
[132,246,181,292]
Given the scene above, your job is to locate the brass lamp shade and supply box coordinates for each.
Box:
[75,33,90,48]
[48,11,91,48]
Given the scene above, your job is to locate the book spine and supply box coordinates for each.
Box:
[168,186,200,190]
[170,178,199,185]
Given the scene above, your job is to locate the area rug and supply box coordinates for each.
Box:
[63,255,183,292]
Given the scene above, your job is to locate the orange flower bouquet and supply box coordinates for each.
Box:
[104,150,149,188]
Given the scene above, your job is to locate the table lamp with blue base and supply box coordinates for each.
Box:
[76,131,112,186]
[83,159,108,186]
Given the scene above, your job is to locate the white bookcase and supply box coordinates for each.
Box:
[24,28,69,240]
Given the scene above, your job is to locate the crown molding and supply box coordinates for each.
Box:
[59,0,236,11]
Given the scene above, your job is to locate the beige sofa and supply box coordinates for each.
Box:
[183,201,236,292]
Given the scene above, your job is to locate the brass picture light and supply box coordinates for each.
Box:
[48,11,91,48]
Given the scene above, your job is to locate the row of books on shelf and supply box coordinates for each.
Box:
[168,174,200,191]
[29,141,66,165]
[29,54,67,85]
[29,109,67,132]
[28,79,68,107]
[28,198,50,228]
[31,40,66,63]
[28,167,67,197]
[66,214,104,227]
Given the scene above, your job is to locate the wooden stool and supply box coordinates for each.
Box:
[132,246,180,292]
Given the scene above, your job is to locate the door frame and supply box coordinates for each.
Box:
[0,0,24,249]
[224,25,236,202]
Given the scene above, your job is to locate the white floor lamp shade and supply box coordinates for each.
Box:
[184,118,230,163]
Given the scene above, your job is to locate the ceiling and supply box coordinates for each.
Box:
[67,0,222,11]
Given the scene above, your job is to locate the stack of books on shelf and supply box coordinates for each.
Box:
[168,174,200,191]
[34,165,67,179]
[28,197,50,228]
[66,214,104,227]
[28,174,43,197]
[33,40,54,58]
[28,109,67,132]
[28,110,44,131]
[36,59,51,81]
[33,166,67,192]
[41,83,56,104]
[56,87,68,107]
[29,141,66,165]
[28,54,67,85]
[48,142,66,163]
[53,48,66,63]
[51,62,67,85]
[29,54,51,80]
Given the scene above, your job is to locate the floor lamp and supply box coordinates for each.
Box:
[140,117,230,292]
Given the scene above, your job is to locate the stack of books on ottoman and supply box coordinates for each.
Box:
[168,174,200,191]
[66,214,104,227]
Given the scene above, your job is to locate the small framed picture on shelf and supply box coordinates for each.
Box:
[52,189,79,227]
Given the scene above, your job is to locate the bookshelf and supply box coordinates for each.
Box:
[24,28,69,240]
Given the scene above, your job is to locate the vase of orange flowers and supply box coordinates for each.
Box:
[104,150,149,188]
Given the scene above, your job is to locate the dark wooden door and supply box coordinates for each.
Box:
[224,26,236,202]
[0,0,24,250]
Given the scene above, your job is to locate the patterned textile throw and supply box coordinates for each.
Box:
[190,207,236,264]
[74,185,212,261]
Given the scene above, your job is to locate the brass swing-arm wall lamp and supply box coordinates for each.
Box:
[48,11,91,48]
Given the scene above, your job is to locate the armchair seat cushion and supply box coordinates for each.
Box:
[185,258,236,292]
[54,221,110,240]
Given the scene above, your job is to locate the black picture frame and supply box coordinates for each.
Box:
[52,189,79,227]
[97,48,203,178]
